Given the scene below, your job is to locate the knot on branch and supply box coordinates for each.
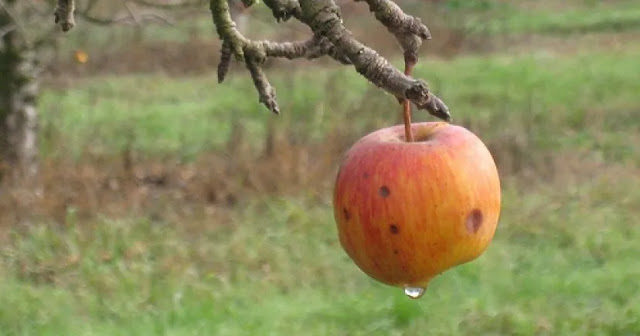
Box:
[405,79,429,102]
[263,0,301,22]
[308,36,351,64]
[246,44,267,64]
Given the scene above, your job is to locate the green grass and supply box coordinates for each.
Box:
[41,46,640,165]
[458,0,640,35]
[2,172,640,335]
[9,45,640,333]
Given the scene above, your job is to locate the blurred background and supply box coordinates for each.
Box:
[1,0,639,334]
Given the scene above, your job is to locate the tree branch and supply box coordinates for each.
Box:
[210,0,351,114]
[54,0,75,32]
[355,0,450,121]
[211,0,450,120]
[75,9,173,26]
[296,0,450,120]
[356,0,430,65]
[211,0,279,113]
[52,0,451,120]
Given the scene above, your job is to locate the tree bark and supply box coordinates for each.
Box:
[0,8,40,182]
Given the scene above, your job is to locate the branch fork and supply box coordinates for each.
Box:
[211,0,450,123]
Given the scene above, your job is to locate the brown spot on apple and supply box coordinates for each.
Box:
[466,209,483,234]
[389,224,399,234]
[343,207,350,221]
[363,172,369,179]
[393,249,399,255]
[379,186,390,198]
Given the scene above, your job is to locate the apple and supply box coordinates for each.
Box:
[333,122,501,297]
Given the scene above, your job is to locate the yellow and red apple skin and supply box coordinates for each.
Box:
[333,122,501,288]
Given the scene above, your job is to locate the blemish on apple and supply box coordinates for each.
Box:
[379,186,390,198]
[389,224,399,234]
[343,207,350,221]
[466,209,483,234]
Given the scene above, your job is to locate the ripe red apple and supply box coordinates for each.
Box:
[333,122,501,296]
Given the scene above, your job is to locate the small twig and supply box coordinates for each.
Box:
[218,41,232,83]
[245,51,279,114]
[54,0,76,32]
[211,0,279,113]
[75,10,173,26]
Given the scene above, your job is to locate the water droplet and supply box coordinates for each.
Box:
[404,286,425,299]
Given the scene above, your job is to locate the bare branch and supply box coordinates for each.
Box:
[421,94,450,120]
[53,0,185,32]
[211,0,282,113]
[75,9,173,26]
[216,33,350,84]
[47,0,450,120]
[245,51,279,114]
[261,35,349,63]
[356,0,430,64]
[54,0,75,32]
[295,0,450,120]
[211,0,450,120]
[218,41,232,83]
[212,0,354,114]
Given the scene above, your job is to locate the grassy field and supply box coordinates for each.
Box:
[39,46,640,161]
[2,1,640,335]
[2,180,640,335]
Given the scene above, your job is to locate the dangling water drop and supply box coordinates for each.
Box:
[403,286,425,299]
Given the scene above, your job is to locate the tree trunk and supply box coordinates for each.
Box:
[0,10,40,182]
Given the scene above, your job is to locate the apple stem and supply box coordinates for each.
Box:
[402,56,416,143]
